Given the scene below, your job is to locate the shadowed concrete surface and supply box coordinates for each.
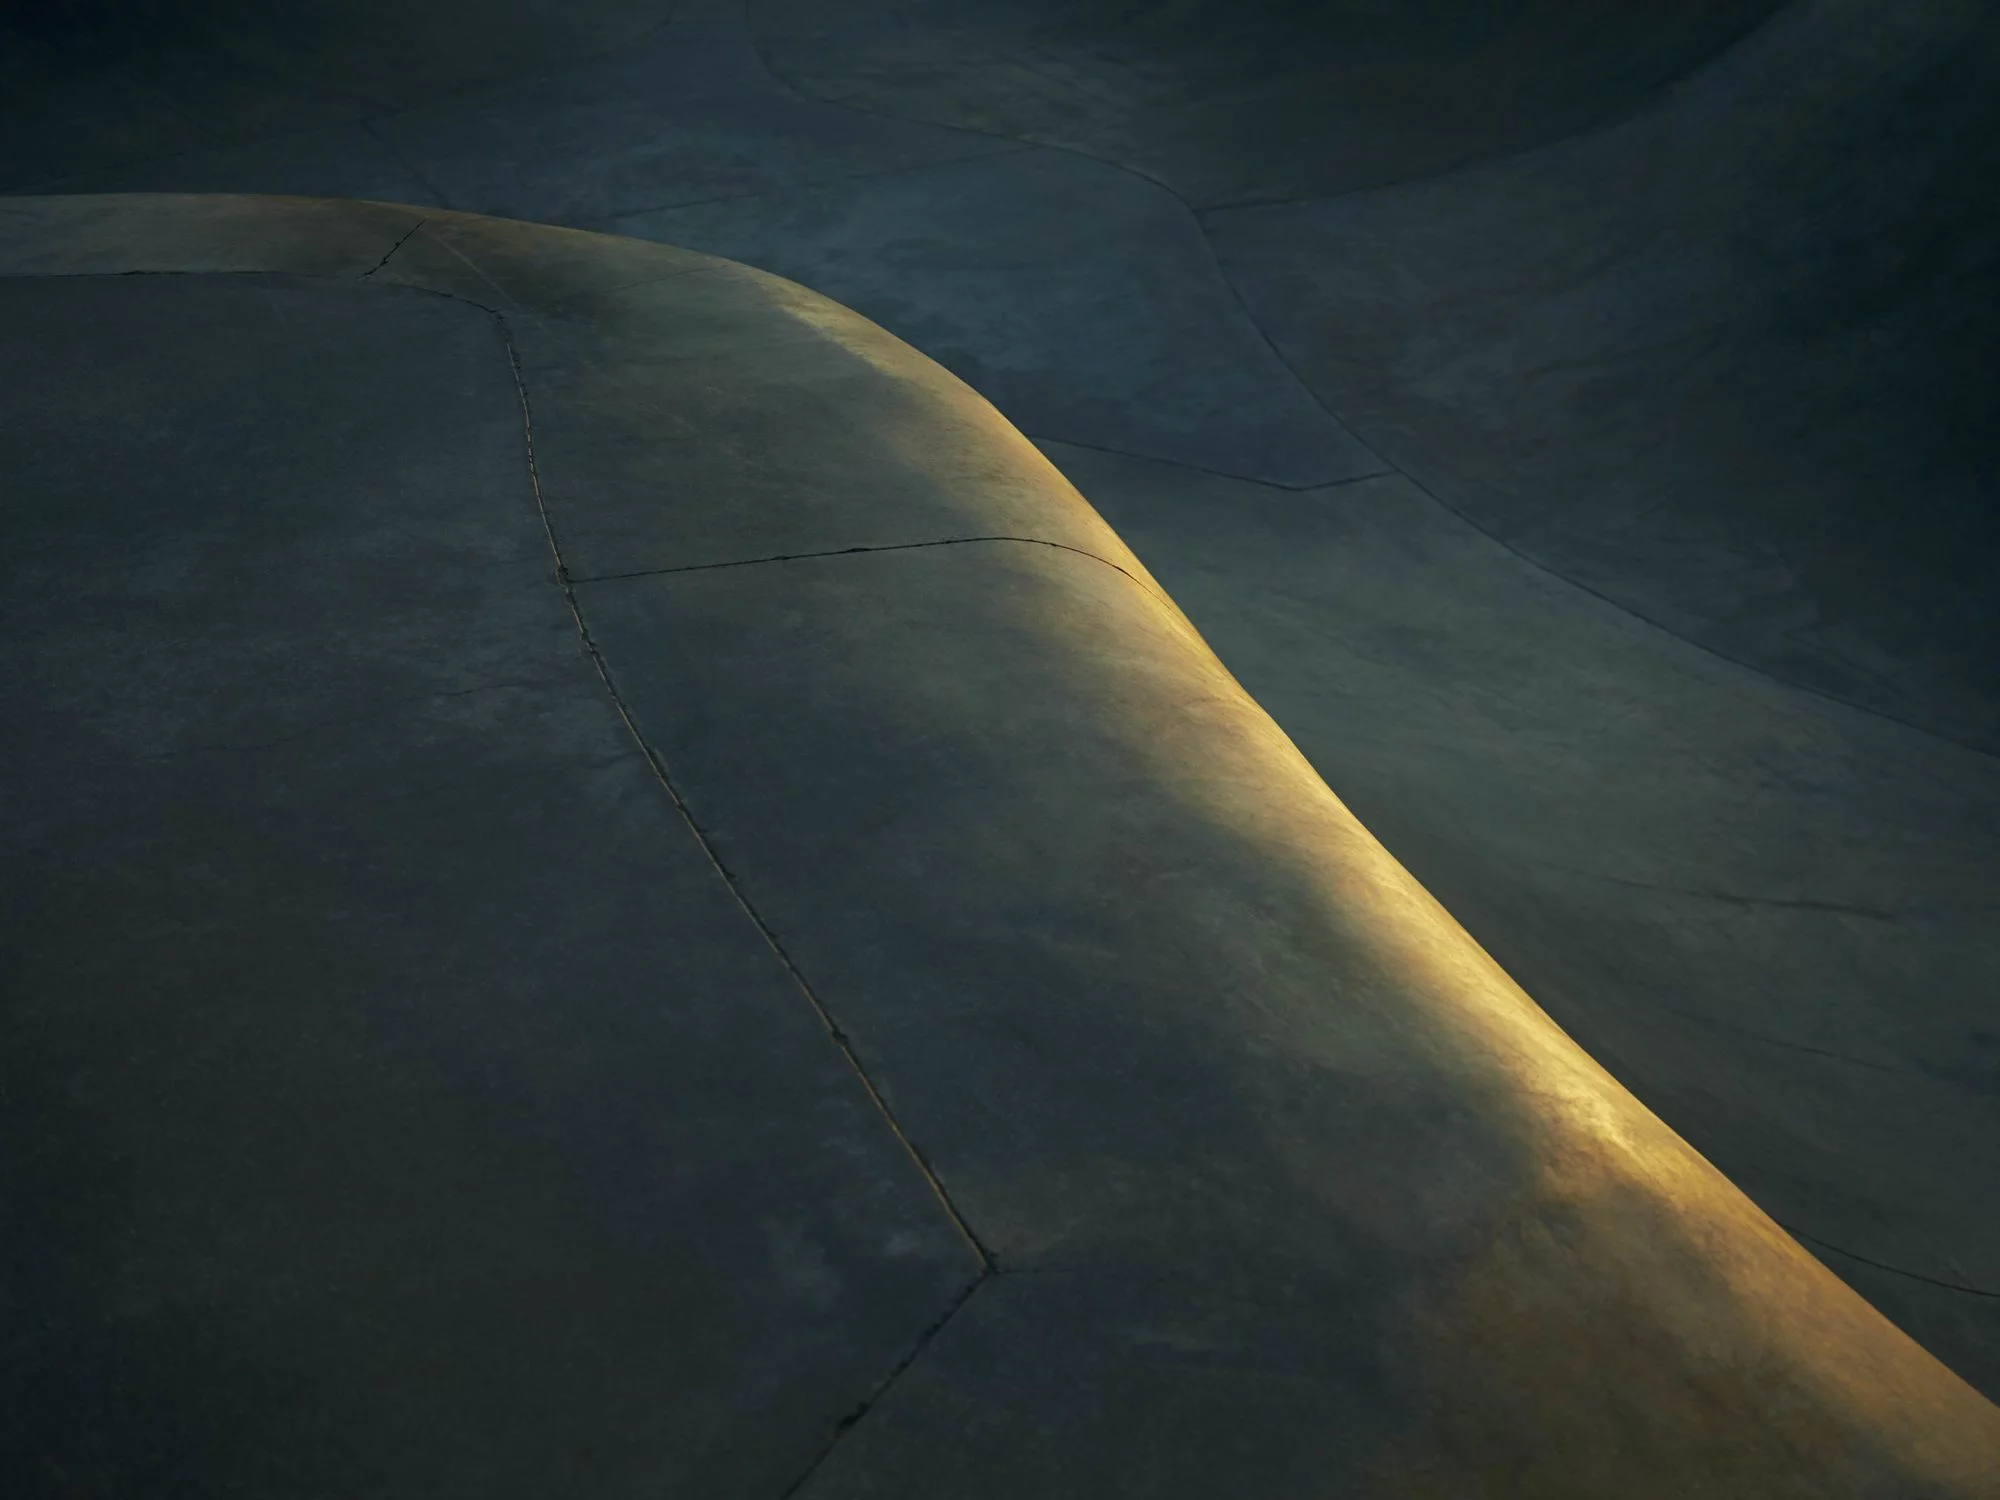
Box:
[748,0,1789,205]
[1051,440,2000,1404]
[1204,0,2000,749]
[4,192,1999,1499]
[0,214,980,1497]
[749,0,2000,746]
[3,0,1999,1486]
[0,0,674,187]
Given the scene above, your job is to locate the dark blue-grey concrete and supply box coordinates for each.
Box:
[0,251,978,1499]
[4,0,1999,1488]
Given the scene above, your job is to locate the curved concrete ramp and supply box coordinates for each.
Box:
[3,193,1996,1496]
[756,0,2000,750]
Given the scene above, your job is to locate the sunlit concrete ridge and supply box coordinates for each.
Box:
[4,0,2000,1494]
[4,189,1995,1498]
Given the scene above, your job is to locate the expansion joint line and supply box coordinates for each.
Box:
[574,532,1188,620]
[493,312,997,1489]
[777,1272,991,1499]
[1781,1222,2000,1301]
[492,311,993,1264]
[360,217,430,280]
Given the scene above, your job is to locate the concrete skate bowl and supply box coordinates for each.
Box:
[4,188,1998,1500]
[4,0,2000,1493]
[752,0,2000,752]
[742,2,2000,1402]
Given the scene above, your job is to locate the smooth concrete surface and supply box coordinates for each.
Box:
[6,193,1998,1499]
[14,0,1992,736]
[1047,438,2000,1406]
[0,0,675,187]
[1205,0,2000,749]
[17,4,1379,489]
[755,0,2000,747]
[8,0,1985,1402]
[748,0,1788,205]
[1,242,977,1498]
[2,0,1997,1487]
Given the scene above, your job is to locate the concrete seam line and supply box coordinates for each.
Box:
[732,5,1389,491]
[1782,1225,2000,1300]
[11,208,1990,759]
[359,216,431,279]
[1022,430,1397,492]
[571,533,1188,615]
[744,3,2000,757]
[776,1274,992,1500]
[1180,213,2000,762]
[1637,998,1954,1089]
[491,303,998,1277]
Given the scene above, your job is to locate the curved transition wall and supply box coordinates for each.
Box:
[752,0,2000,750]
[4,0,2000,1490]
[9,0,1995,742]
[3,190,1998,1499]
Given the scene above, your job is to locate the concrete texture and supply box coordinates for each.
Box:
[600,146,1380,486]
[3,0,1999,1487]
[11,195,1998,1498]
[1205,0,2000,749]
[0,0,675,186]
[748,0,1789,205]
[1049,438,2000,1403]
[1,252,978,1499]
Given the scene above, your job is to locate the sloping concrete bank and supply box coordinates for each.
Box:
[753,0,2000,762]
[3,194,1996,1496]
[1206,0,2000,750]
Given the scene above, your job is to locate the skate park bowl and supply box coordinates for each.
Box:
[4,3,1999,1496]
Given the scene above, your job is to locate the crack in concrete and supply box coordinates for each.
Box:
[1628,994,1961,1088]
[743,2,1981,766]
[1300,419,2000,762]
[746,0,1896,760]
[732,0,1385,498]
[491,299,999,1326]
[777,1273,991,1499]
[1781,1222,2000,1300]
[359,216,430,279]
[1026,430,1396,493]
[488,292,1008,1494]
[1534,860,1911,923]
[570,533,1189,619]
